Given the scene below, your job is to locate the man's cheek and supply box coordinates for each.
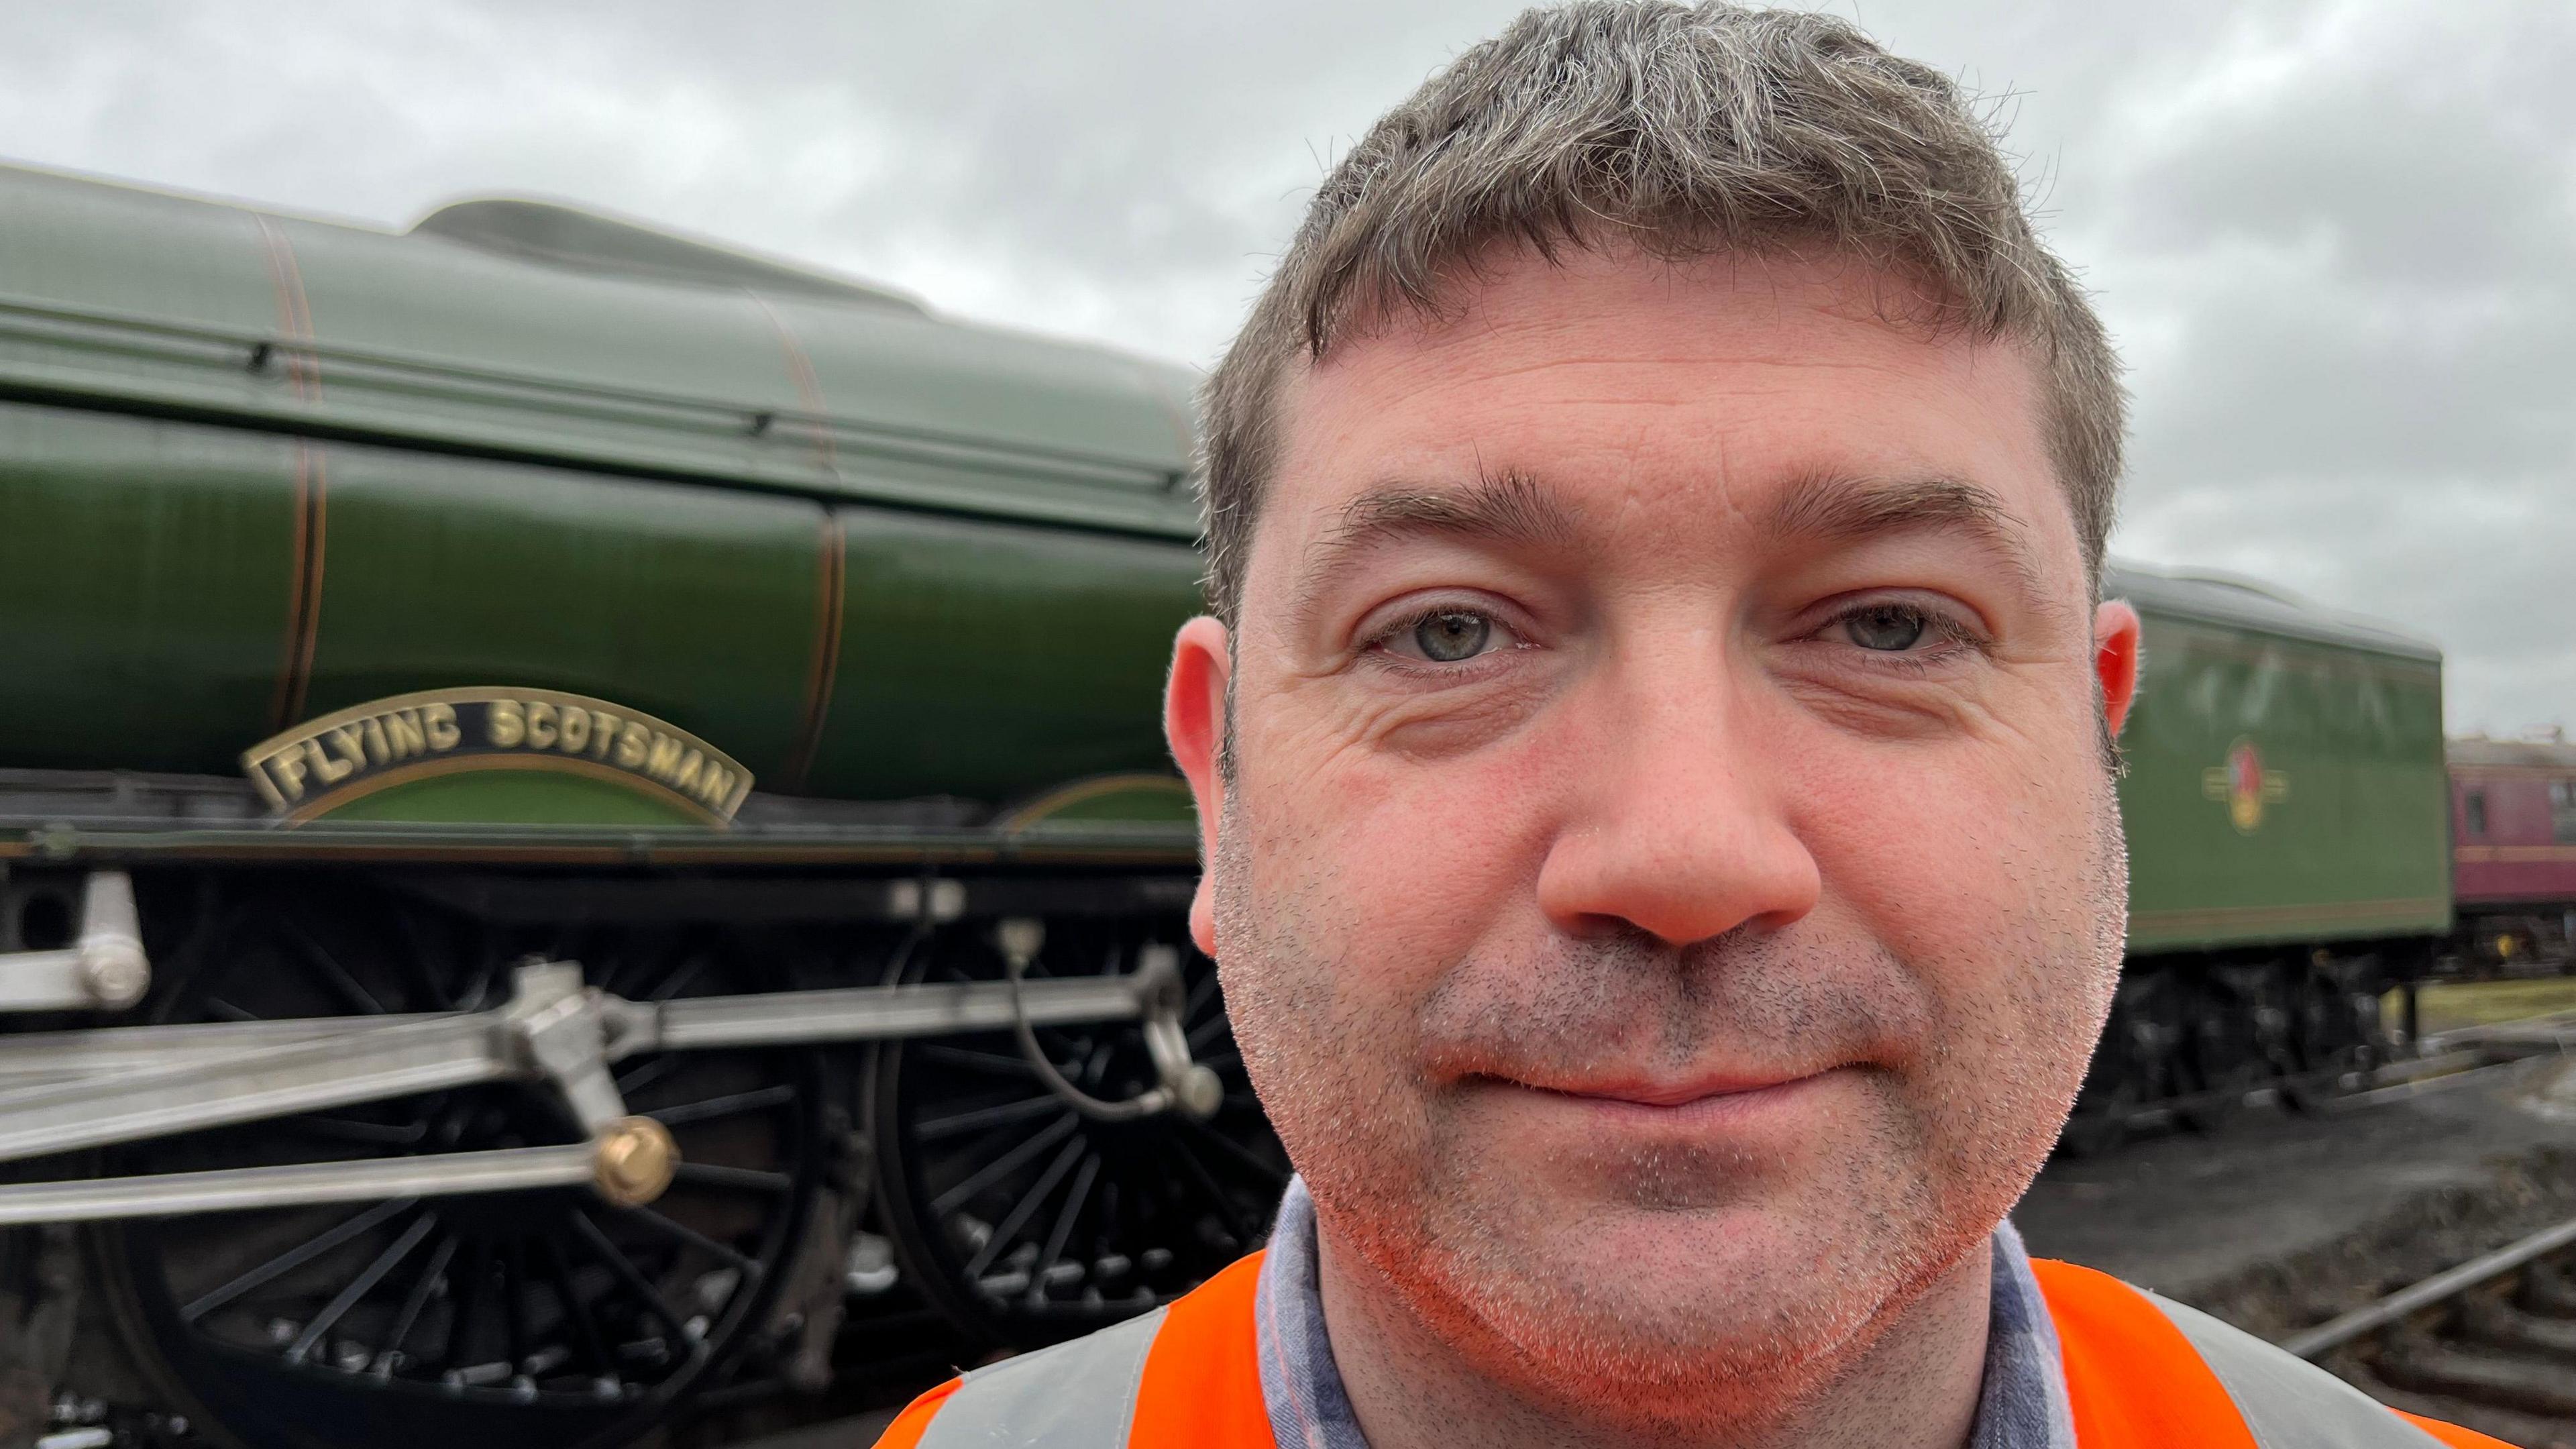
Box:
[1800,802,1998,947]
[1317,773,1544,960]
[1795,741,2077,929]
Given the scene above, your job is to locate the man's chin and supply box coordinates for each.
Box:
[1411,1198,1894,1385]
[1455,1269,1879,1414]
[1534,1208,1821,1312]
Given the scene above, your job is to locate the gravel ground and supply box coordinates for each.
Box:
[2017,1053,2576,1336]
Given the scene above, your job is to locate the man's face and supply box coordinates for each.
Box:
[1168,245,2138,1407]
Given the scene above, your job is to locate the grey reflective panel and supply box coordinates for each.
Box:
[916,1305,1170,1449]
[2142,1293,2447,1449]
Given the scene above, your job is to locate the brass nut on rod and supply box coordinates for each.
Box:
[590,1116,679,1208]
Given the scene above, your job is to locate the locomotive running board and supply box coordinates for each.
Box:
[0,943,1205,1224]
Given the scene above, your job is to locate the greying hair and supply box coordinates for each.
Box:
[1199,0,2123,621]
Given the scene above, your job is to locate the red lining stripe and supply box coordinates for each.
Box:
[782,511,847,791]
[255,215,329,729]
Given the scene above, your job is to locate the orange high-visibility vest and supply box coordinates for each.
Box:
[875,1254,2506,1449]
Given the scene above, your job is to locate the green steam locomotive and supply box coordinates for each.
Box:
[0,162,2449,1447]
[0,163,1271,1449]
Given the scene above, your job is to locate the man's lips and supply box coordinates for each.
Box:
[1472,1065,1845,1111]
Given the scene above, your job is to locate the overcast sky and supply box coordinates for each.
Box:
[6,0,2570,734]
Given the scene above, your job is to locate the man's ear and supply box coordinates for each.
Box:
[2094,600,2142,737]
[1165,615,1232,957]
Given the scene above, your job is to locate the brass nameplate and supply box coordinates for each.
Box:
[241,687,754,826]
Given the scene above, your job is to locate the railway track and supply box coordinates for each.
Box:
[2286,1214,2576,1448]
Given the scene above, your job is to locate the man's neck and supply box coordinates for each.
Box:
[1314,1228,1994,1449]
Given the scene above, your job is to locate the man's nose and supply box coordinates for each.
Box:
[1532,646,1821,950]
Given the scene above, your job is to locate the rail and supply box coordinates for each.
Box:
[2285,1215,2576,1359]
[2280,1213,2576,1443]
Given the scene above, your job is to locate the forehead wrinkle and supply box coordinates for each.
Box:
[1286,466,1582,627]
[1764,471,2053,616]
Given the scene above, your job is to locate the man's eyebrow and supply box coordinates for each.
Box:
[1764,472,2047,604]
[1293,468,1580,614]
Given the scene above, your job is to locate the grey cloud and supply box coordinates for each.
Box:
[2055,1,2576,734]
[2099,6,2576,286]
[2123,258,2576,482]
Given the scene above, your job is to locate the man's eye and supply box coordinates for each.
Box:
[1381,608,1511,663]
[1841,604,1929,652]
[1413,611,1493,661]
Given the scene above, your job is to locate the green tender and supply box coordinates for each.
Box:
[2108,564,2451,953]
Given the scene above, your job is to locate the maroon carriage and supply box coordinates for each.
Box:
[2449,735,2576,966]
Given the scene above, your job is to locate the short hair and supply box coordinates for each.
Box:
[1199,1,2123,621]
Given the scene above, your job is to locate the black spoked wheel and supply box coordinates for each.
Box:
[2280,967,2381,1111]
[95,881,827,1449]
[870,917,1288,1348]
[2174,989,2261,1134]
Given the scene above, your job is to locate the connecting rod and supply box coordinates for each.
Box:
[0,963,1157,1163]
[0,1144,597,1226]
[0,950,1185,1224]
[0,1009,513,1165]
